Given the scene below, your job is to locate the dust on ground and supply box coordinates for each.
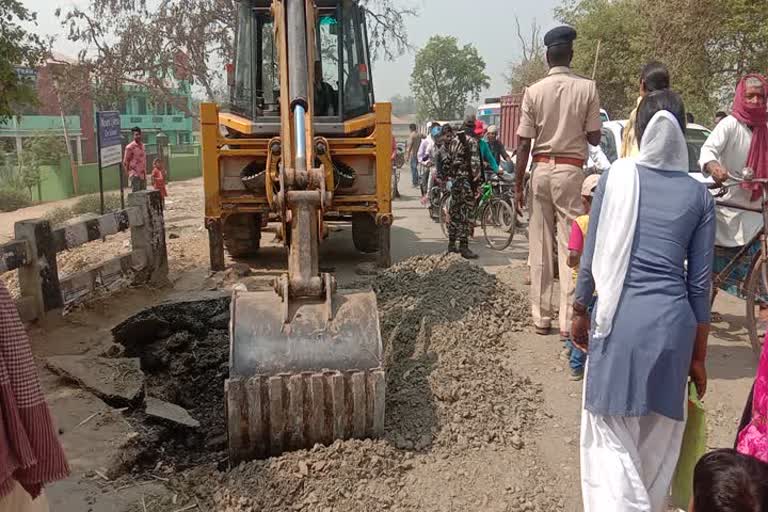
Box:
[102,254,563,512]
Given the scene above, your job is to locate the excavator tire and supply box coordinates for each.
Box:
[351,213,379,254]
[223,213,262,258]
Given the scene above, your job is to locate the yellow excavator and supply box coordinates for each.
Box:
[199,0,392,462]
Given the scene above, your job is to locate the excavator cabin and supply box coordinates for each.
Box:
[201,0,393,270]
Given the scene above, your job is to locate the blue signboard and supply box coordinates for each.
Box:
[97,111,122,167]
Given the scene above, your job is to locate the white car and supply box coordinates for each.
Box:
[600,120,712,181]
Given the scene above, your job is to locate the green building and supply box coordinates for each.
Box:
[118,82,195,146]
[0,57,200,202]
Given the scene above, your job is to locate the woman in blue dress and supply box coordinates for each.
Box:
[571,90,715,511]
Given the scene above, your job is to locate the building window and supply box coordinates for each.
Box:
[136,96,147,115]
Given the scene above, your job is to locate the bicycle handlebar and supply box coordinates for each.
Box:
[708,168,768,191]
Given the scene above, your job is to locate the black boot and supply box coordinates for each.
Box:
[447,238,459,254]
[459,241,478,260]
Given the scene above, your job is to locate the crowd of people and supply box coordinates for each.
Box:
[395,21,768,511]
[514,22,768,512]
[403,114,507,259]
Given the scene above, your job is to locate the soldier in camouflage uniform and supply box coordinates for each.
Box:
[443,118,481,259]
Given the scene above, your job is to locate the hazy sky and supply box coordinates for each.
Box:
[24,0,561,101]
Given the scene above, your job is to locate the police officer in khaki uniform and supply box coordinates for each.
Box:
[514,26,602,338]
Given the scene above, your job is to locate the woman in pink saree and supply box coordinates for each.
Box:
[737,331,768,462]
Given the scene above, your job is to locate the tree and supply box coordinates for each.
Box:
[56,0,415,113]
[390,94,417,117]
[56,0,234,115]
[557,0,649,118]
[0,1,45,120]
[19,133,68,199]
[505,18,548,94]
[557,0,768,122]
[361,0,417,61]
[410,36,490,120]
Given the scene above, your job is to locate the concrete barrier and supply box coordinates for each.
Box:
[0,190,168,322]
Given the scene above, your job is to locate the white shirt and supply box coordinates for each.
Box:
[587,144,611,173]
[699,115,762,247]
[417,137,434,164]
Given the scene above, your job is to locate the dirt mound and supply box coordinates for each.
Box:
[371,255,535,452]
[149,440,412,511]
[113,256,565,511]
[109,293,231,474]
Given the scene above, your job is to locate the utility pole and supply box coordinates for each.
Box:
[54,80,80,195]
[591,40,602,80]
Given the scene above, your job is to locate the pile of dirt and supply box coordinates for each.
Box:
[109,293,231,475]
[114,256,564,511]
[146,440,413,511]
[372,255,536,452]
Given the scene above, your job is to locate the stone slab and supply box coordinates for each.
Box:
[46,356,144,406]
[145,396,200,428]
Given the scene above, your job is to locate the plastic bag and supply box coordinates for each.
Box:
[670,382,707,509]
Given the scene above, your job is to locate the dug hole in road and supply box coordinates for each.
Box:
[0,178,755,512]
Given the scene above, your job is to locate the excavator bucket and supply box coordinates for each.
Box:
[225,289,384,462]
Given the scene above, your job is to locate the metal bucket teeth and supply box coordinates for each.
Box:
[226,369,385,462]
[227,289,384,462]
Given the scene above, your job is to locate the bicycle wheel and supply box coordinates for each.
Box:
[481,198,516,251]
[439,195,451,238]
[745,250,768,359]
[428,188,442,222]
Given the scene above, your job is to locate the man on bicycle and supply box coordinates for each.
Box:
[701,75,767,249]
[700,74,768,298]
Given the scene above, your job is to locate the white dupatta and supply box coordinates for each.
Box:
[591,110,689,339]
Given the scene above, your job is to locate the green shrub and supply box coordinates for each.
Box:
[46,193,123,227]
[72,193,123,216]
[0,188,32,212]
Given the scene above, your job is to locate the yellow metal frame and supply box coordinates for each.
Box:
[202,101,392,219]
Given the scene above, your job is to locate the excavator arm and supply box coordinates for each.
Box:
[224,0,385,463]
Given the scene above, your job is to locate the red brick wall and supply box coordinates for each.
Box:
[34,63,97,163]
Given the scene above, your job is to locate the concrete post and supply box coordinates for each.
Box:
[76,136,83,165]
[128,190,169,285]
[14,219,63,319]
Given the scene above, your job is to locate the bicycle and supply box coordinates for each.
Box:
[439,173,517,251]
[427,175,449,222]
[710,168,768,358]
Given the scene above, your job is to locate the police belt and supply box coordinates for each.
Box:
[532,155,585,167]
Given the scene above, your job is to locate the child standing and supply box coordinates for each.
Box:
[564,174,600,381]
[150,158,168,208]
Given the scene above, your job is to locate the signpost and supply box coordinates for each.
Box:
[96,111,124,213]
[14,67,38,81]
